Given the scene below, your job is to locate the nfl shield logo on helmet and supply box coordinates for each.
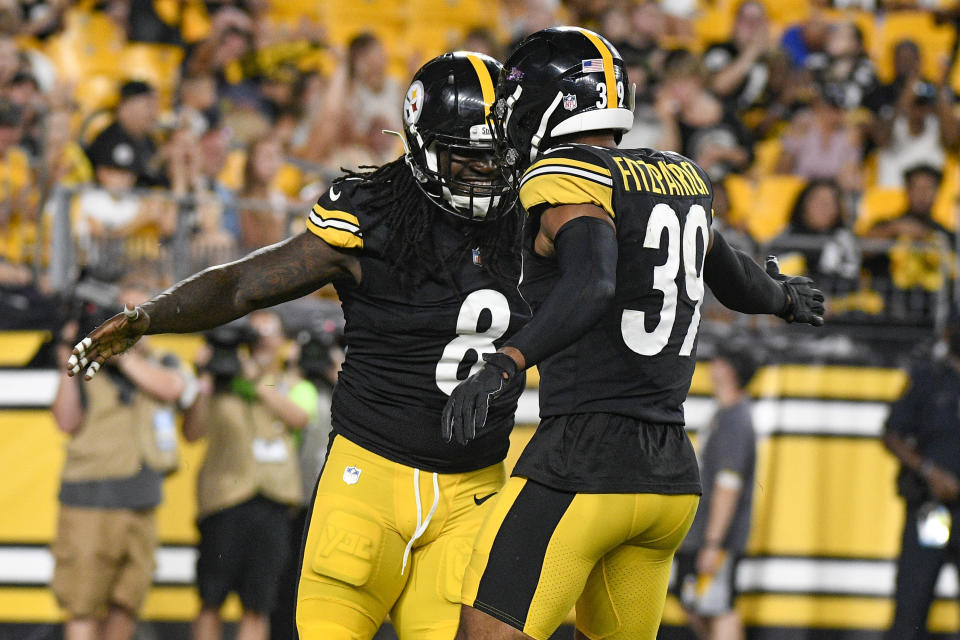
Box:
[342,466,362,485]
[563,94,578,111]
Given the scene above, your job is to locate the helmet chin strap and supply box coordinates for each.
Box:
[385,128,429,183]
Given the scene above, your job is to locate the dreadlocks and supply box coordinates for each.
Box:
[340,158,522,290]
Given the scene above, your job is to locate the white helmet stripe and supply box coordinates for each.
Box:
[529,91,565,164]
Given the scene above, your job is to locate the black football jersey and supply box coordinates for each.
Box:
[305,177,529,473]
[518,143,713,426]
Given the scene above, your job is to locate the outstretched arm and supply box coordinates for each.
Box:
[68,231,360,379]
[704,229,824,325]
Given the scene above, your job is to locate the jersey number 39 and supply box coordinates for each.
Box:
[622,203,709,357]
[436,289,511,395]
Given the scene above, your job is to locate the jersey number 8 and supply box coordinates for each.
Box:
[436,289,511,395]
[622,203,709,357]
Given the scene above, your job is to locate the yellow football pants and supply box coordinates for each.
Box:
[297,434,505,640]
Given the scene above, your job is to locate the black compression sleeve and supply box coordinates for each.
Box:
[704,230,787,315]
[505,216,617,368]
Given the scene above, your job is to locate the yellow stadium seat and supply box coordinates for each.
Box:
[855,186,907,234]
[45,9,126,80]
[693,5,733,49]
[74,75,120,116]
[759,0,810,30]
[122,43,184,109]
[751,138,783,177]
[406,0,498,29]
[746,175,807,242]
[722,173,754,228]
[320,0,405,47]
[873,11,955,83]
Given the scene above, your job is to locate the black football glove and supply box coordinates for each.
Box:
[765,256,826,327]
[441,352,518,446]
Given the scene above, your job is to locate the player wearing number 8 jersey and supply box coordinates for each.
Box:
[63,52,529,640]
[441,27,825,640]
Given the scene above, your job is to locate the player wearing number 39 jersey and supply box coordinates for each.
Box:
[63,53,528,640]
[441,28,825,640]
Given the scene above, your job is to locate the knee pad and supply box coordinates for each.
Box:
[309,509,382,587]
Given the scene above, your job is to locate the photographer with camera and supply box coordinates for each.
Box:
[50,280,195,640]
[270,311,344,640]
[183,309,307,640]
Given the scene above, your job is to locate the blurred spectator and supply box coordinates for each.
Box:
[864,40,925,115]
[184,310,306,640]
[769,178,860,288]
[50,281,193,640]
[865,164,949,240]
[18,0,67,40]
[0,34,21,87]
[76,130,176,242]
[4,70,44,155]
[746,49,813,140]
[656,50,752,180]
[85,80,164,187]
[197,114,240,238]
[703,0,772,111]
[0,99,33,224]
[505,0,559,50]
[675,342,758,640]
[863,165,951,296]
[618,42,663,149]
[269,312,343,640]
[780,10,829,68]
[460,26,503,60]
[872,77,957,188]
[286,58,349,166]
[806,21,877,110]
[41,109,93,189]
[237,135,287,250]
[176,73,218,138]
[778,83,863,192]
[346,32,401,145]
[882,315,960,640]
[183,6,256,103]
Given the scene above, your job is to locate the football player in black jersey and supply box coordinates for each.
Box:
[66,53,530,640]
[441,28,824,640]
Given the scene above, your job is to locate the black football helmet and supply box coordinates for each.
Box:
[401,51,516,222]
[491,27,634,179]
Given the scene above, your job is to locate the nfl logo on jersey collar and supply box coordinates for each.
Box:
[343,466,362,485]
[472,248,483,266]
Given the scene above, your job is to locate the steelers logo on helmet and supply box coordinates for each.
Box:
[400,52,517,223]
[490,26,635,182]
[403,80,425,127]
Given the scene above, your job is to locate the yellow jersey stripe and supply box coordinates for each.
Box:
[312,203,360,228]
[305,218,364,249]
[579,29,616,109]
[466,54,495,118]
[519,172,615,219]
[526,157,612,177]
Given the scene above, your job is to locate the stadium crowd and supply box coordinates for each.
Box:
[0,0,957,333]
[0,0,955,337]
[0,1,958,639]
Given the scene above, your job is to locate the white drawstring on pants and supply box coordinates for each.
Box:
[401,468,439,575]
